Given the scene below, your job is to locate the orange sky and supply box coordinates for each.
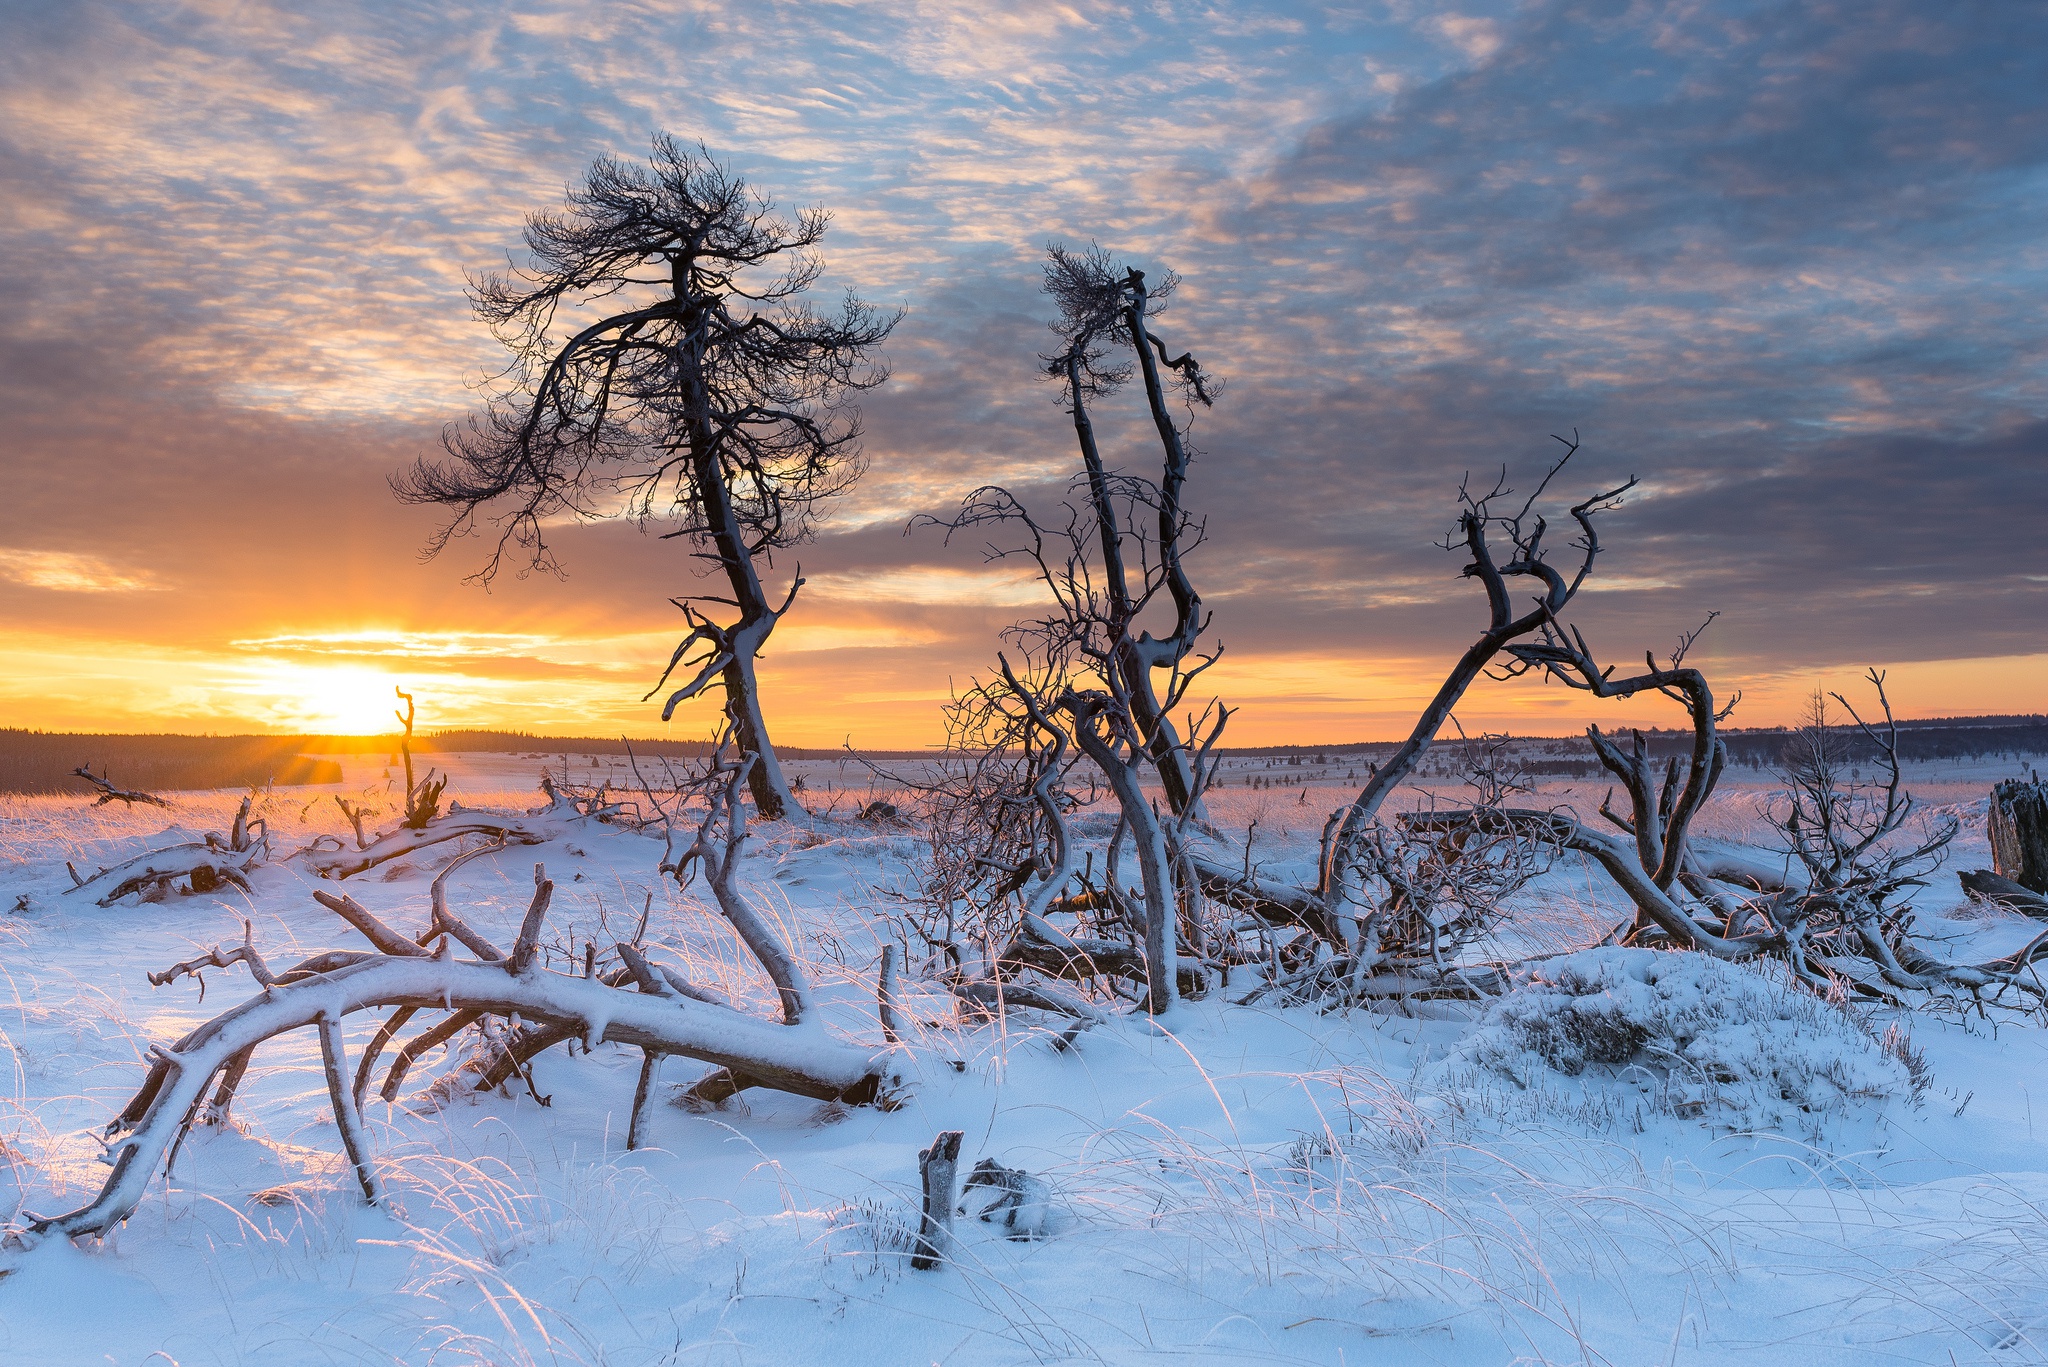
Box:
[2,3,2042,747]
[4,613,2041,747]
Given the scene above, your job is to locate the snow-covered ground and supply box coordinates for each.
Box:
[3,763,2047,1366]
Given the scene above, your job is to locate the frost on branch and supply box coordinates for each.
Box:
[66,795,268,905]
[14,851,891,1246]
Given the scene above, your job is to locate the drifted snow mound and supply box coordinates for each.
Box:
[1432,947,1928,1138]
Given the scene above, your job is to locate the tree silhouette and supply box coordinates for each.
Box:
[397,135,898,817]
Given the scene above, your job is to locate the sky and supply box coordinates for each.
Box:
[0,0,2042,747]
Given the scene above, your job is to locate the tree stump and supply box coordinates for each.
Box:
[1991,778,2048,894]
[912,1129,964,1270]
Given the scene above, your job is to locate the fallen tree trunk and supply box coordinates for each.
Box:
[1961,869,2048,919]
[301,799,617,880]
[24,955,887,1242]
[69,841,266,906]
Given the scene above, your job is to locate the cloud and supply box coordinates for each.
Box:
[0,548,164,593]
[0,0,2041,743]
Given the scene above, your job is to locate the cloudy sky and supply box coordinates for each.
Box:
[1,0,2042,745]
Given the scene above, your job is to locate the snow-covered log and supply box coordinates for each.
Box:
[21,951,888,1242]
[68,841,267,905]
[301,794,619,880]
[69,801,270,906]
[17,862,891,1244]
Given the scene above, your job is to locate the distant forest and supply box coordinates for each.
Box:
[2,717,2042,795]
[1237,716,2048,779]
[0,731,343,795]
[0,728,909,795]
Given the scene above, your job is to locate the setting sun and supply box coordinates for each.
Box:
[235,663,401,735]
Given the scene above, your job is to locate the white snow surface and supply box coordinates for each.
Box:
[1434,947,1924,1143]
[2,770,2048,1365]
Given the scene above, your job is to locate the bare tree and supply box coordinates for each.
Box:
[917,248,1230,1013]
[1185,447,1638,962]
[1502,621,2040,1002]
[395,135,898,819]
[1037,244,1215,815]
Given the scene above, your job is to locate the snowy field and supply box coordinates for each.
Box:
[4,760,2048,1366]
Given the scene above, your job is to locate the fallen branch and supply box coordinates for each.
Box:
[300,794,616,880]
[71,767,169,808]
[16,880,892,1244]
[67,842,266,906]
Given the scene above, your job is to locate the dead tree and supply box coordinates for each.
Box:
[394,134,897,820]
[1495,611,1738,945]
[1037,244,1215,814]
[16,858,892,1245]
[914,248,1231,1014]
[70,766,169,808]
[924,525,1228,1015]
[1180,446,1638,979]
[1497,652,2040,1002]
[391,688,446,830]
[648,725,827,1103]
[1989,777,2048,894]
[66,796,267,905]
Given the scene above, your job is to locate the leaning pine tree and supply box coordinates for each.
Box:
[396,135,898,818]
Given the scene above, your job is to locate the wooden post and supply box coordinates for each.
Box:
[912,1129,964,1270]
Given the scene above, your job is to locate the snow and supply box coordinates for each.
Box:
[1435,946,1926,1142]
[3,762,2048,1364]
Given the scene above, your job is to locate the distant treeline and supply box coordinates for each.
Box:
[8,715,2039,796]
[416,730,927,761]
[1419,717,2048,773]
[1216,715,2048,772]
[0,731,342,795]
[0,728,924,795]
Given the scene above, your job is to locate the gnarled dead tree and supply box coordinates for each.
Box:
[1037,244,1214,815]
[391,688,447,831]
[1499,631,2039,1003]
[1179,448,1640,997]
[19,842,890,1244]
[66,796,267,905]
[917,251,1229,1013]
[394,135,897,820]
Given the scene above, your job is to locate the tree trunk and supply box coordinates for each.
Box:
[721,646,797,820]
[1991,778,2048,894]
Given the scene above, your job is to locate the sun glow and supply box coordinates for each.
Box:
[233,663,403,735]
